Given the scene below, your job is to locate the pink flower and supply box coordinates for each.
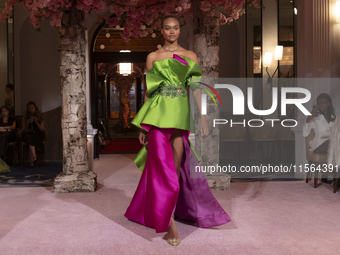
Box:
[175,6,182,12]
[220,13,227,24]
[200,1,212,12]
[140,30,148,37]
[227,17,233,23]
[105,16,120,27]
[131,29,140,38]
[233,0,245,5]
[83,0,93,6]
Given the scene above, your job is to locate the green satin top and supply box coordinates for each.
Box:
[131,54,202,172]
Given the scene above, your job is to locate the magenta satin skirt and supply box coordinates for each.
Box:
[124,125,231,233]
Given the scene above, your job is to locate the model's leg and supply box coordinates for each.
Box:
[167,129,184,242]
[170,129,184,180]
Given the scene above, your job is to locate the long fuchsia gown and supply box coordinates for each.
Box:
[124,54,231,233]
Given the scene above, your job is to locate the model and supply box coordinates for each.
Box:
[124,15,231,246]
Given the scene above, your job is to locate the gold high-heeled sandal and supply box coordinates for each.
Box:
[167,238,180,246]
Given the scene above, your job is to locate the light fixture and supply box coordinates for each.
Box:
[336,1,340,22]
[264,46,283,91]
[100,44,105,49]
[106,33,110,38]
[119,63,132,75]
[294,7,298,15]
[263,52,272,67]
[119,50,131,52]
[275,46,283,60]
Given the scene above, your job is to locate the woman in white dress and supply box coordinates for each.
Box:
[303,93,337,186]
[303,93,336,154]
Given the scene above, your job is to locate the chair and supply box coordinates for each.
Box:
[275,123,295,162]
[249,124,278,161]
[305,129,337,192]
[220,125,247,159]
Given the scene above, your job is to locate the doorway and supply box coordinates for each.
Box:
[90,20,165,157]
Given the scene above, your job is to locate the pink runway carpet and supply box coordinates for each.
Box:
[1,154,340,255]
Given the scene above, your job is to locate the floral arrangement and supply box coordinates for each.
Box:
[0,0,260,42]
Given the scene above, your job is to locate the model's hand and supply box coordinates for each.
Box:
[139,131,148,145]
[200,117,209,138]
[33,116,39,123]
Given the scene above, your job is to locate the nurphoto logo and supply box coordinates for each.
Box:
[200,84,312,128]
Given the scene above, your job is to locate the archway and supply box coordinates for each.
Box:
[90,18,165,157]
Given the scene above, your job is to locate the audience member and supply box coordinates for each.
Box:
[303,93,336,154]
[0,105,16,161]
[21,101,45,167]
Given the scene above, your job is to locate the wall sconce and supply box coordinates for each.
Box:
[294,7,298,15]
[119,63,132,76]
[264,46,283,91]
[336,1,340,22]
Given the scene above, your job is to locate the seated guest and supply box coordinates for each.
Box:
[0,105,16,161]
[21,101,45,167]
[303,93,337,185]
[303,93,337,154]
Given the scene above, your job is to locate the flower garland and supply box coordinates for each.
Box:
[0,0,260,42]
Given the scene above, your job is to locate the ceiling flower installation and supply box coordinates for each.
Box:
[0,0,260,42]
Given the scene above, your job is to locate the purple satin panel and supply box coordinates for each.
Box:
[175,131,231,227]
[124,125,231,233]
[173,54,189,65]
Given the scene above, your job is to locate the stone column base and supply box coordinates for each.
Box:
[206,174,231,190]
[53,171,97,193]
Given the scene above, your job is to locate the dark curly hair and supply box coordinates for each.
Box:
[161,15,180,28]
[317,93,336,122]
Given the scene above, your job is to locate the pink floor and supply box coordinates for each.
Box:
[1,154,340,255]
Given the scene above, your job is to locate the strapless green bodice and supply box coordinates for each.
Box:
[131,54,202,133]
[131,54,202,172]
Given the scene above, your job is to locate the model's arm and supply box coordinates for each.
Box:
[189,52,209,138]
[144,53,154,104]
[138,53,155,144]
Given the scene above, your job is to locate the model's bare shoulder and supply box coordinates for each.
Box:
[146,52,157,70]
[147,52,157,61]
[183,51,198,65]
